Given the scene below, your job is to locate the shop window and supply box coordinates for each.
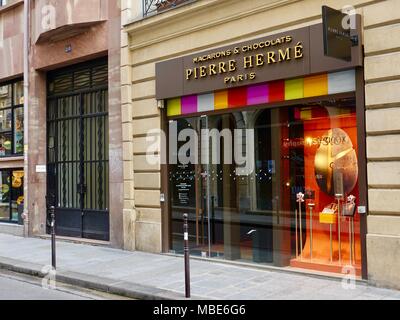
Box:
[168,98,361,275]
[0,80,24,157]
[0,169,24,223]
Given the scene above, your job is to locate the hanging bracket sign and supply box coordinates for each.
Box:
[322,5,359,62]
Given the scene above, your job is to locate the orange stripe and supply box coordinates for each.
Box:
[214,90,228,110]
[304,74,328,98]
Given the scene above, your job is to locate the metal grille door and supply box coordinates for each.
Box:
[47,60,109,241]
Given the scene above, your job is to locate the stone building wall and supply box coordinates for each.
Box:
[362,0,400,289]
[0,0,24,81]
[0,0,123,246]
[0,0,25,236]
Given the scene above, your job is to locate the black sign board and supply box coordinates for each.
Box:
[322,6,354,62]
[171,164,196,208]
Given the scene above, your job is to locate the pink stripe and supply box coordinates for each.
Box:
[247,84,269,105]
[181,95,197,114]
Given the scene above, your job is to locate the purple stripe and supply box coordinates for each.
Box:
[247,84,269,105]
[181,95,198,114]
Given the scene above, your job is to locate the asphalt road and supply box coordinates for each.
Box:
[0,270,131,300]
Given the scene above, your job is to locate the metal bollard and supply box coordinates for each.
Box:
[50,206,56,270]
[183,213,191,298]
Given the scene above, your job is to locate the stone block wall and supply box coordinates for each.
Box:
[363,0,400,289]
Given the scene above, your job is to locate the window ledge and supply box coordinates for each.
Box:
[0,0,24,14]
[0,156,24,162]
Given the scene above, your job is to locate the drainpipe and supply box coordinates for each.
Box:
[22,0,30,237]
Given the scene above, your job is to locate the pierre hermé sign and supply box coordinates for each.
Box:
[186,35,304,84]
[156,22,363,100]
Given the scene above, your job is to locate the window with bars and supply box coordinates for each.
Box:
[143,0,194,17]
[0,80,24,157]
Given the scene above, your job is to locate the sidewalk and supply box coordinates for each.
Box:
[0,234,399,300]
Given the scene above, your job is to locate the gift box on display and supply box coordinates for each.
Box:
[319,203,338,224]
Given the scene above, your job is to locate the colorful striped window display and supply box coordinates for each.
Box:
[167,70,356,117]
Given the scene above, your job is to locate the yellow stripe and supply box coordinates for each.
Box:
[285,78,304,100]
[167,98,181,117]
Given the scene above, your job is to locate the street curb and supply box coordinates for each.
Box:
[0,257,204,300]
[164,253,370,286]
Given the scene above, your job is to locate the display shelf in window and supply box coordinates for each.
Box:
[0,169,24,223]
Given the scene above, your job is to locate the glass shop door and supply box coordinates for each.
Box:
[169,117,213,257]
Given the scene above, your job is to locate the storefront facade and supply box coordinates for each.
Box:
[122,0,400,288]
[158,24,366,277]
